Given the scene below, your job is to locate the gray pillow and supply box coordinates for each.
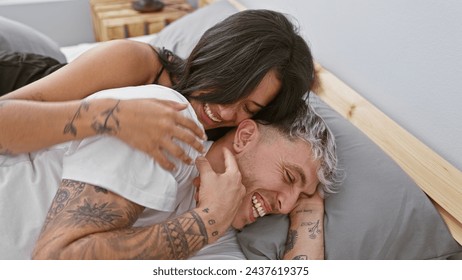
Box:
[0,16,66,63]
[237,94,462,259]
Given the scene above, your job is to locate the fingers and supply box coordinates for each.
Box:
[150,147,175,171]
[154,99,207,141]
[169,128,205,155]
[195,155,213,177]
[160,138,193,165]
[175,113,207,141]
[155,99,188,111]
[193,177,201,203]
[222,148,239,173]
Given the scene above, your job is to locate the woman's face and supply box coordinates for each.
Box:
[189,70,281,130]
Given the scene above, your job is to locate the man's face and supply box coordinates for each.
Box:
[231,134,320,230]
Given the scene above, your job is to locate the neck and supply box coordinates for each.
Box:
[205,132,235,173]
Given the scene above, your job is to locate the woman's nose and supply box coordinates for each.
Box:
[217,104,237,123]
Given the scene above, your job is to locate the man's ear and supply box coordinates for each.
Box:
[233,119,259,153]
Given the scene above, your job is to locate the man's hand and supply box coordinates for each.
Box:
[194,148,246,241]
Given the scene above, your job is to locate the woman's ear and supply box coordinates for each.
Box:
[233,119,259,153]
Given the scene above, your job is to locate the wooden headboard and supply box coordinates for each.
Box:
[224,0,462,245]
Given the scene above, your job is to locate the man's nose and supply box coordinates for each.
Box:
[276,192,300,214]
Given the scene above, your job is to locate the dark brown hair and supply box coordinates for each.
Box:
[159,9,315,129]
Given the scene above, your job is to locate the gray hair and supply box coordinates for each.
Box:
[262,102,342,197]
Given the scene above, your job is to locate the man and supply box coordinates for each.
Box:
[0,85,338,260]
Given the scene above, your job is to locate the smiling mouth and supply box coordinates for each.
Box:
[204,103,222,123]
[252,195,267,218]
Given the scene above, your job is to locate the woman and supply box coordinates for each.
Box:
[0,9,314,170]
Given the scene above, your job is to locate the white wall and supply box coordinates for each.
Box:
[241,0,462,170]
[0,0,199,46]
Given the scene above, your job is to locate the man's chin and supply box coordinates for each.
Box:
[231,220,254,231]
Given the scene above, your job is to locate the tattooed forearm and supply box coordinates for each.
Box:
[283,201,325,260]
[301,219,321,239]
[63,100,90,136]
[285,229,298,254]
[37,210,209,260]
[202,208,219,237]
[35,179,211,260]
[284,219,321,256]
[161,210,208,259]
[91,100,120,134]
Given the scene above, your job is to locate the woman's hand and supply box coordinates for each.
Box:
[116,98,207,170]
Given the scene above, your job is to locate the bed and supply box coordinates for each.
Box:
[1,0,461,260]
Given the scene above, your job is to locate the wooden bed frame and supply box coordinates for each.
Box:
[315,66,462,246]
[225,0,462,245]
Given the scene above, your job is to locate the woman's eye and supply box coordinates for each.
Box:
[243,105,257,116]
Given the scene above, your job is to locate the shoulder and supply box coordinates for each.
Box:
[95,39,154,57]
[84,40,161,84]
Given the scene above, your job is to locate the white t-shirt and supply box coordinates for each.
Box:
[0,85,244,260]
[63,85,204,224]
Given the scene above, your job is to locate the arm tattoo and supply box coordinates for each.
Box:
[39,179,210,259]
[91,100,121,134]
[284,229,298,254]
[42,179,86,231]
[302,220,321,239]
[66,199,122,227]
[292,255,308,260]
[64,101,90,136]
[64,210,209,259]
[161,210,208,259]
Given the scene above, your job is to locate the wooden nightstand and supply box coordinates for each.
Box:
[198,0,217,7]
[90,0,193,42]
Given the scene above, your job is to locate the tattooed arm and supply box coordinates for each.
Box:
[32,179,227,260]
[0,40,205,169]
[0,97,205,170]
[283,193,325,260]
[0,99,119,155]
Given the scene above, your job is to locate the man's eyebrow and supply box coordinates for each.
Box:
[286,163,307,186]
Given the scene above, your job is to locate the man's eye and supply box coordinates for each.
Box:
[285,170,295,184]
